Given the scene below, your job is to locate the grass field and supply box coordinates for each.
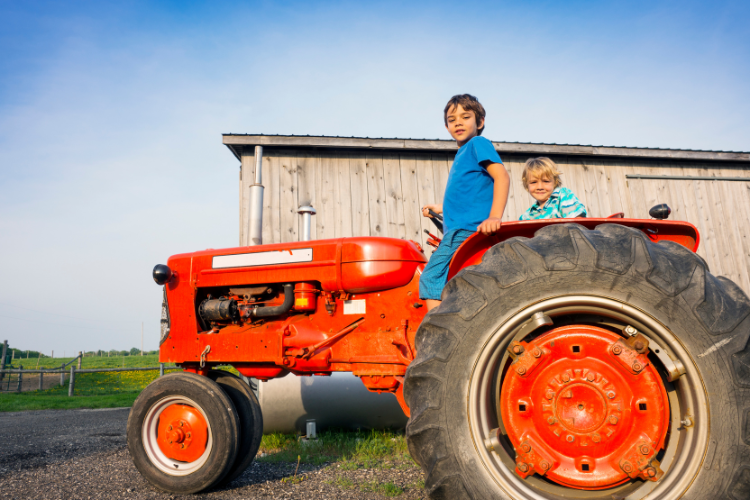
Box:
[258,429,419,496]
[258,429,413,467]
[0,356,246,412]
[0,354,182,412]
[3,353,174,370]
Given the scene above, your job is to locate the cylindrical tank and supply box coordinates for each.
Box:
[257,372,408,433]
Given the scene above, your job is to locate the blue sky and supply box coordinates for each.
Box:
[0,0,748,355]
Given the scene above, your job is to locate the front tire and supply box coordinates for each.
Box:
[127,371,240,494]
[207,370,263,487]
[404,223,750,499]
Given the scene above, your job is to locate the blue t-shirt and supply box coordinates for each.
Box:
[443,136,503,232]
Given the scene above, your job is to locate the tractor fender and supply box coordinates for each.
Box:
[447,218,700,281]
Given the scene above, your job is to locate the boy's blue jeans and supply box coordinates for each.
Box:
[419,229,474,300]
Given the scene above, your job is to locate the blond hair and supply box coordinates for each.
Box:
[522,157,562,190]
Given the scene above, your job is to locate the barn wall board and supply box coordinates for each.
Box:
[239,147,750,293]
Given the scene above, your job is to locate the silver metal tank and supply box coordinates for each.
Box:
[257,372,408,433]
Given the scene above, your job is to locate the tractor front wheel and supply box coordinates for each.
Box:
[207,370,263,488]
[404,223,750,499]
[127,371,240,494]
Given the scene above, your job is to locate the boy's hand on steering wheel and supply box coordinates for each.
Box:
[477,217,502,235]
[422,204,442,218]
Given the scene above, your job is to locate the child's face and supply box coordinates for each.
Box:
[527,173,555,204]
[445,104,484,146]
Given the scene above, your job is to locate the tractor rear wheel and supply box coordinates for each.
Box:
[404,223,750,500]
[207,370,263,487]
[127,371,240,494]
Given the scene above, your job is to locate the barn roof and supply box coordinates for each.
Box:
[222,134,749,163]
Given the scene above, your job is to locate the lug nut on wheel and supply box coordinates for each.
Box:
[517,462,529,473]
[612,345,622,355]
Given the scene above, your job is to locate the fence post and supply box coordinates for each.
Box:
[0,340,7,382]
[160,363,164,377]
[68,366,75,397]
[77,352,82,369]
[60,363,65,386]
[39,371,43,391]
[16,365,23,392]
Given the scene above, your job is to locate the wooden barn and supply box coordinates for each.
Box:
[223,134,750,294]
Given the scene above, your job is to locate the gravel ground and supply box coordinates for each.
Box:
[0,408,426,499]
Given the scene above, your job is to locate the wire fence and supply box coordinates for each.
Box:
[0,355,181,396]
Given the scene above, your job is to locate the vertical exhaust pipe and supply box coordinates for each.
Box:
[297,206,316,241]
[247,146,264,246]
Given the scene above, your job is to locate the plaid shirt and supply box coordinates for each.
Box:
[519,187,587,220]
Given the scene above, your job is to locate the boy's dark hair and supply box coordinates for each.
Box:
[444,94,486,135]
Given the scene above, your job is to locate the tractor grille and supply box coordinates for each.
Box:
[160,287,170,345]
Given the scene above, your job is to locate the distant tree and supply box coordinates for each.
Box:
[129,347,141,356]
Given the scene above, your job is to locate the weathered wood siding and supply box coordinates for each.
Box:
[239,147,750,294]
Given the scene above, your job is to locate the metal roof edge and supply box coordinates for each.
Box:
[222,134,750,162]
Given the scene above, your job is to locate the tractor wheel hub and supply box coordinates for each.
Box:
[156,404,208,463]
[500,325,670,490]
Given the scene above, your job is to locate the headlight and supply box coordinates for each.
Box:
[153,264,172,285]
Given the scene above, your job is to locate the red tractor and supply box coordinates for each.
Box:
[128,208,750,499]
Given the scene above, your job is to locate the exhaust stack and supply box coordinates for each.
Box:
[247,146,264,246]
[297,206,316,241]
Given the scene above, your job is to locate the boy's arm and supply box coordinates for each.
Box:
[560,188,587,218]
[477,162,510,234]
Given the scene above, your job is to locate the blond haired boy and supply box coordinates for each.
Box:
[519,157,587,220]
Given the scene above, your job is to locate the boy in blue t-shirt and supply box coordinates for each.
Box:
[420,94,510,311]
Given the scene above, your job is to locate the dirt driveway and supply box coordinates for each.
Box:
[0,408,426,499]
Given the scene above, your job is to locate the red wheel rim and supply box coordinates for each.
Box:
[500,325,669,490]
[156,403,209,463]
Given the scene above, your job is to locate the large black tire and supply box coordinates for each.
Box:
[127,371,240,494]
[208,370,264,487]
[404,223,750,500]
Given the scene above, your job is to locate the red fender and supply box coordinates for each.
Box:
[447,218,700,281]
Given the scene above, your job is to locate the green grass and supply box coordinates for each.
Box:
[0,392,138,412]
[258,429,416,468]
[326,475,406,496]
[0,357,183,412]
[4,353,175,370]
[360,480,404,496]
